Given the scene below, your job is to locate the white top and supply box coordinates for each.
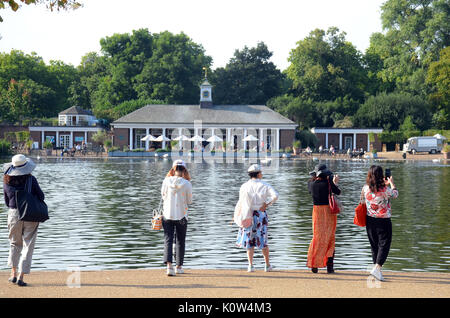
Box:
[161,176,193,220]
[234,179,278,227]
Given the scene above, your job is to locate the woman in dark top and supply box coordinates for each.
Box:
[307,164,341,274]
[3,154,44,287]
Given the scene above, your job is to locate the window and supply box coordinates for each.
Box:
[60,135,70,148]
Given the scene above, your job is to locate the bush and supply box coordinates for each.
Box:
[0,139,11,155]
[284,146,293,153]
[292,140,301,148]
[43,140,53,149]
[296,130,318,148]
[108,146,120,152]
[443,144,450,153]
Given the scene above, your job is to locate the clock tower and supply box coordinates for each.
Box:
[199,69,213,108]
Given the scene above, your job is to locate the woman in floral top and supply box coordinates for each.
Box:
[362,165,398,281]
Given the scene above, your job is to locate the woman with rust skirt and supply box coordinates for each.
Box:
[307,164,341,273]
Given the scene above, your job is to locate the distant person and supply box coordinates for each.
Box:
[234,164,278,272]
[319,145,323,154]
[161,160,193,276]
[329,145,335,156]
[307,164,341,273]
[362,165,398,281]
[3,154,45,287]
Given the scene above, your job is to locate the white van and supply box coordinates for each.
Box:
[403,136,442,154]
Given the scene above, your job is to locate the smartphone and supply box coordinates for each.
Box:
[385,168,391,179]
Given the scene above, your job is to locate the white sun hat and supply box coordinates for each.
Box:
[3,154,36,176]
[172,159,186,168]
[247,164,262,173]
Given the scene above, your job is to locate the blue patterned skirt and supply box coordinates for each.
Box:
[236,210,269,249]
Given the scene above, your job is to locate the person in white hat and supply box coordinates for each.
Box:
[160,160,193,276]
[234,164,278,272]
[3,154,45,287]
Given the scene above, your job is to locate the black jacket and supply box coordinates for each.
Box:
[3,175,45,209]
[308,178,341,206]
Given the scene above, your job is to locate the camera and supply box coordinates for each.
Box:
[385,168,391,180]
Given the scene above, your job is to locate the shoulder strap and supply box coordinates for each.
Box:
[360,186,365,203]
[26,176,32,193]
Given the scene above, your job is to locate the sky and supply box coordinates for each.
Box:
[0,0,386,71]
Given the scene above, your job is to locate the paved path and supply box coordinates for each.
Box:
[1,269,449,298]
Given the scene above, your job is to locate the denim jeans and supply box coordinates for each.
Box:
[162,217,187,266]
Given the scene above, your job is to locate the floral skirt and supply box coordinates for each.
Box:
[236,210,268,249]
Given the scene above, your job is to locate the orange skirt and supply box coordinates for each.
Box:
[307,205,337,268]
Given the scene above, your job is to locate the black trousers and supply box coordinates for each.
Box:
[162,217,187,266]
[366,215,392,266]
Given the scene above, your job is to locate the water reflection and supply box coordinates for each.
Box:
[0,157,448,272]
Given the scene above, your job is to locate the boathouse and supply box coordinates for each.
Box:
[310,127,383,152]
[111,78,297,152]
[29,106,105,149]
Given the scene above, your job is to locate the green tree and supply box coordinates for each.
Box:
[211,42,287,105]
[267,95,315,130]
[134,31,212,104]
[426,46,450,129]
[0,79,31,122]
[287,27,368,103]
[0,50,77,121]
[353,92,431,131]
[367,0,449,96]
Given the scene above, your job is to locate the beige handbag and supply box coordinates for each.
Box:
[151,198,163,230]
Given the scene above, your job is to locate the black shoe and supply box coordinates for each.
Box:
[8,277,17,284]
[311,268,318,273]
[327,257,335,273]
[17,280,27,287]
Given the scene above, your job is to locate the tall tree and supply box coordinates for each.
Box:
[426,46,450,129]
[287,27,368,103]
[353,92,432,131]
[134,31,211,104]
[367,0,449,96]
[211,42,286,105]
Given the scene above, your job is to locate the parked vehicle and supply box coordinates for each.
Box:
[403,136,442,154]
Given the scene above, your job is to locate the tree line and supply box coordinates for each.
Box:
[0,0,449,148]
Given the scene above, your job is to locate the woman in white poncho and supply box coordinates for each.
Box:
[234,164,278,272]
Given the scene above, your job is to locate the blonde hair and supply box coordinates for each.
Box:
[166,166,191,181]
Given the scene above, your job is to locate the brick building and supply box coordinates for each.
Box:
[111,78,297,152]
[311,127,383,152]
[28,106,105,149]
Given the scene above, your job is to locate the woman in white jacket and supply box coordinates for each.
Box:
[234,164,278,272]
[161,160,193,276]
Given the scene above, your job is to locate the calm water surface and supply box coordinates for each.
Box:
[0,157,449,272]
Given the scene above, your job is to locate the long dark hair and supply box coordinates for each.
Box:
[366,165,385,192]
[3,174,30,187]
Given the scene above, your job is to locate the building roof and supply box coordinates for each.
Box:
[59,106,93,116]
[112,105,296,126]
[311,127,383,133]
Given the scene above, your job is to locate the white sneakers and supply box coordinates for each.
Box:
[167,266,184,276]
[247,264,273,272]
[167,267,175,276]
[370,265,385,281]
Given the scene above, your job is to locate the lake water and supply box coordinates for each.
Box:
[0,157,449,272]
